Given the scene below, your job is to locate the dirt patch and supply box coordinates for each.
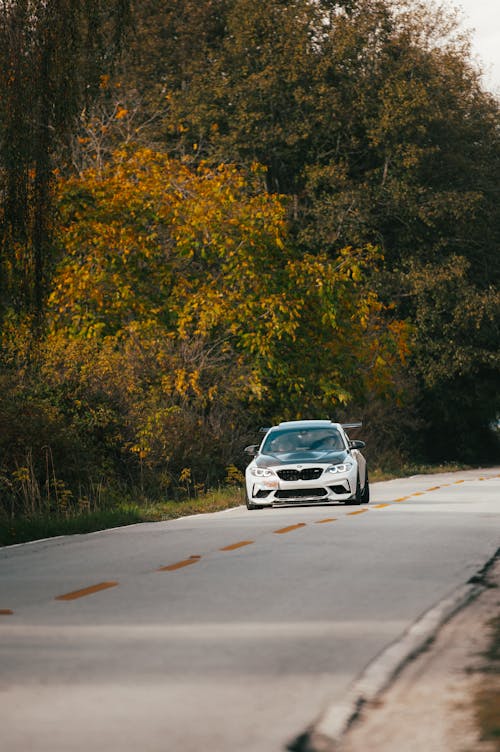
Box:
[475,610,500,751]
[337,557,500,752]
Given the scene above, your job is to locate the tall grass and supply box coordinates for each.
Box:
[0,485,243,546]
[1,447,107,520]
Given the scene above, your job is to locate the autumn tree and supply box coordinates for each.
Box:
[0,0,131,323]
[2,0,498,483]
[44,147,409,486]
[122,0,499,281]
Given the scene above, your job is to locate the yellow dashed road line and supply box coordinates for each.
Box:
[17,472,496,606]
[55,581,118,601]
[346,509,369,516]
[220,541,254,551]
[315,518,337,524]
[274,523,306,534]
[158,556,201,572]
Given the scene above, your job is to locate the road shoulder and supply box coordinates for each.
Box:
[332,555,500,752]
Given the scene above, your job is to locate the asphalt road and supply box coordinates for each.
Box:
[1,468,499,752]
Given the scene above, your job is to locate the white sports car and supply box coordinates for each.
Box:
[244,419,369,510]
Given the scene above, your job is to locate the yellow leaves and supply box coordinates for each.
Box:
[115,107,128,120]
[129,443,145,460]
[387,319,413,365]
[49,145,409,416]
[225,464,244,485]
[174,369,203,399]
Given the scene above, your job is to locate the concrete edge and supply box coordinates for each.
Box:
[299,580,485,752]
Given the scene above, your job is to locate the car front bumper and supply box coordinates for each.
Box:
[246,470,356,505]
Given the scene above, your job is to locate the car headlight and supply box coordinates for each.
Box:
[325,462,353,474]
[250,467,277,478]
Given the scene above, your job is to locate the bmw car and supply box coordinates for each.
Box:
[244,419,369,510]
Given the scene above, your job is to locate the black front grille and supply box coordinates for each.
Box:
[277,467,323,481]
[275,488,327,499]
[255,490,271,498]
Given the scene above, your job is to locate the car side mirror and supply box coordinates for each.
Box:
[349,439,366,450]
[244,444,259,456]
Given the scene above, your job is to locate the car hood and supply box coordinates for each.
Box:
[255,450,349,468]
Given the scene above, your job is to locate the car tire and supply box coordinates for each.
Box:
[360,471,370,503]
[346,474,363,505]
[246,495,264,510]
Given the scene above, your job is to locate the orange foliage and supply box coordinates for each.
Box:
[49,147,410,438]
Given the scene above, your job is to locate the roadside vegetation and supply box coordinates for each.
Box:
[0,486,244,546]
[0,465,468,547]
[1,0,499,544]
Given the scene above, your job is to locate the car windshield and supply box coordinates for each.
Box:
[261,428,345,454]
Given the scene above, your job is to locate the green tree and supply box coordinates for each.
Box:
[303,1,500,283]
[401,258,500,462]
[120,0,499,282]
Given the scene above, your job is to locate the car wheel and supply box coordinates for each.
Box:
[246,495,264,510]
[346,475,362,505]
[360,471,370,503]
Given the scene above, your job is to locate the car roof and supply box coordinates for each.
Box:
[272,420,341,430]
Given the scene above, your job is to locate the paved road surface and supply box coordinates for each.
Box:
[1,468,499,752]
